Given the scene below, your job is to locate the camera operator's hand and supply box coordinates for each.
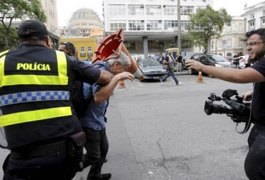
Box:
[185,59,204,72]
[241,91,253,101]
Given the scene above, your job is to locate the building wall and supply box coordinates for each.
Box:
[103,0,212,56]
[242,1,265,32]
[59,37,99,60]
[40,0,59,36]
[213,17,246,57]
[212,1,265,58]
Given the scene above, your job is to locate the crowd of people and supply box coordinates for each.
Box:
[1,18,265,180]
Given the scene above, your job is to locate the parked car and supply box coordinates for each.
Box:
[187,53,236,75]
[138,58,167,81]
[182,52,199,70]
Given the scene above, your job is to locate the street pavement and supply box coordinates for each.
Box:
[0,74,252,180]
[74,74,252,180]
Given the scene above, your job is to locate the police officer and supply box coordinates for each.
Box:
[0,19,112,180]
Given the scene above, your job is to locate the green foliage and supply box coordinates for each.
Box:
[0,25,17,50]
[188,6,232,51]
[0,0,46,50]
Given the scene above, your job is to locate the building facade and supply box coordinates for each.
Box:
[58,8,104,60]
[103,0,213,57]
[60,37,99,60]
[242,1,265,32]
[213,16,246,57]
[39,0,60,48]
[213,1,265,57]
[40,0,59,35]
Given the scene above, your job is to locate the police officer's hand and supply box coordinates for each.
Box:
[185,59,204,72]
[115,71,135,81]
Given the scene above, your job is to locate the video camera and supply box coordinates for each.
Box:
[204,89,251,133]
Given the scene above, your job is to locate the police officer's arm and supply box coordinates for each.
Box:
[94,72,134,104]
[186,59,265,83]
[96,69,114,85]
[73,60,113,85]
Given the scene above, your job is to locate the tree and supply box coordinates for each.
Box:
[188,6,232,52]
[0,0,46,50]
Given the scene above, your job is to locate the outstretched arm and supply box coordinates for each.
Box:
[185,59,265,83]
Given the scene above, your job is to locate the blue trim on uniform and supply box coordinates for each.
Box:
[0,91,69,107]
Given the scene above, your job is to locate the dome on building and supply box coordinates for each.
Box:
[68,8,103,29]
[66,8,103,37]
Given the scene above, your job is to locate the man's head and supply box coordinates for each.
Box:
[245,28,265,61]
[58,42,76,56]
[107,51,131,74]
[17,19,52,48]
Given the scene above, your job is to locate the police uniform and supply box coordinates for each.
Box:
[1,20,102,180]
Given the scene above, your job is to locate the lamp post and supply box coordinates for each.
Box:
[177,0,181,48]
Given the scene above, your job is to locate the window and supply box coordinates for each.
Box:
[164,20,178,30]
[128,4,144,16]
[163,5,177,15]
[110,23,126,31]
[248,19,255,29]
[128,20,145,31]
[181,21,191,31]
[109,5,126,16]
[180,6,194,15]
[146,5,162,15]
[261,17,265,27]
[80,52,86,57]
[146,20,162,31]
[88,47,92,53]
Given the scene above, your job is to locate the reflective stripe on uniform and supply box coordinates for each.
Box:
[0,51,68,87]
[0,106,72,127]
[0,90,70,107]
[0,50,9,57]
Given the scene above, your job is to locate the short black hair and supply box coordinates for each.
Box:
[60,42,76,56]
[18,20,49,40]
[246,28,265,42]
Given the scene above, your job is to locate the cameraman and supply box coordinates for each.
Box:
[186,28,265,180]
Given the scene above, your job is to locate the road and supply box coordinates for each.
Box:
[0,74,252,180]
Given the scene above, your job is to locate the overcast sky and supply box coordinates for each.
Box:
[56,0,264,27]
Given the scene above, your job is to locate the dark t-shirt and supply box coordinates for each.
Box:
[251,59,265,124]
